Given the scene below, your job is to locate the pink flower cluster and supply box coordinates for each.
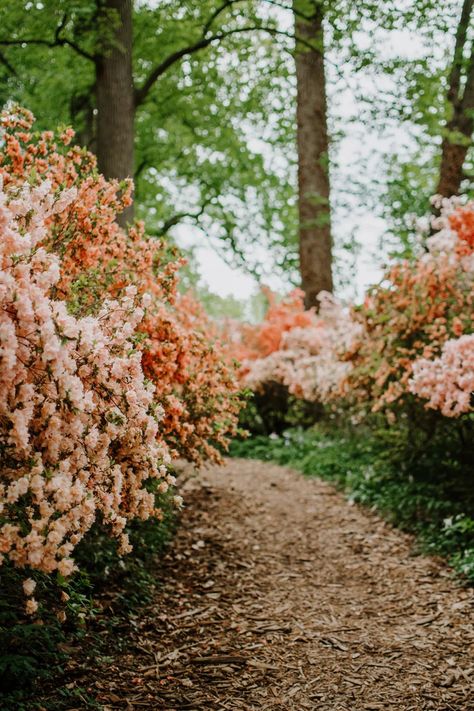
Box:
[342,196,474,415]
[239,292,362,404]
[0,180,171,581]
[410,335,474,417]
[236,198,474,422]
[0,107,242,466]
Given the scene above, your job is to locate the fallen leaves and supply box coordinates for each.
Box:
[34,459,474,709]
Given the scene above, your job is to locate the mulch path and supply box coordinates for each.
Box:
[42,459,474,710]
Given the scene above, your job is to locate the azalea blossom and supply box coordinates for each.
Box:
[0,180,169,575]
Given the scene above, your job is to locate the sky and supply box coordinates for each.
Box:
[176,212,385,302]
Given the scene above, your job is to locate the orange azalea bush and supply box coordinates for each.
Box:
[230,197,474,426]
[230,289,360,407]
[0,106,182,310]
[231,287,314,362]
[0,107,242,465]
[343,197,474,415]
[0,107,244,618]
[141,294,242,462]
[0,180,175,608]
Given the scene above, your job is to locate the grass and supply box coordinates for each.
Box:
[230,425,474,584]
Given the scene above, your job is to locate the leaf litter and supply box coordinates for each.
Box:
[38,458,474,710]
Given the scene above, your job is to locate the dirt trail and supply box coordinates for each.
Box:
[70,459,474,709]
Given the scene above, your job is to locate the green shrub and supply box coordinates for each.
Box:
[238,382,324,435]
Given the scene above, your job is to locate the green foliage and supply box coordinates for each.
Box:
[0,566,67,700]
[341,0,473,258]
[382,151,440,258]
[1,0,468,281]
[0,0,299,280]
[0,485,177,707]
[239,383,325,435]
[231,422,474,582]
[74,488,177,608]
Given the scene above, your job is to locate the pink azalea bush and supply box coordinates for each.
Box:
[0,180,173,590]
[238,291,361,405]
[410,335,474,417]
[0,107,242,466]
[235,198,474,427]
[0,109,243,621]
[341,196,474,416]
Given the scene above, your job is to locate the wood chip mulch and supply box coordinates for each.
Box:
[41,458,474,710]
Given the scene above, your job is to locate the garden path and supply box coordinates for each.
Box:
[66,459,474,709]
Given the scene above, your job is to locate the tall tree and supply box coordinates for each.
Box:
[0,0,455,294]
[294,0,332,308]
[0,1,299,272]
[436,0,474,197]
[352,0,470,256]
[96,0,134,224]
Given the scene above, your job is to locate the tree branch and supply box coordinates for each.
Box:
[0,49,18,76]
[0,25,96,63]
[135,26,314,107]
[202,0,236,37]
[447,0,473,106]
[202,0,311,36]
[143,176,217,237]
[461,43,474,114]
[264,0,312,20]
[155,202,210,237]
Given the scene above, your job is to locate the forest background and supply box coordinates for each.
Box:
[2,0,472,315]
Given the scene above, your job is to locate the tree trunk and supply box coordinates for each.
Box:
[70,91,96,152]
[294,0,333,310]
[436,119,472,197]
[96,0,134,225]
[435,0,473,198]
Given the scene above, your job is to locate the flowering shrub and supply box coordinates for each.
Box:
[0,181,172,590]
[343,197,474,413]
[0,106,181,311]
[410,335,474,417]
[141,294,242,462]
[231,198,474,429]
[0,107,242,464]
[231,287,314,362]
[0,108,244,632]
[236,290,360,405]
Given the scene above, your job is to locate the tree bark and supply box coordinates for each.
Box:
[436,125,472,198]
[435,0,474,198]
[96,0,134,225]
[294,0,333,310]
